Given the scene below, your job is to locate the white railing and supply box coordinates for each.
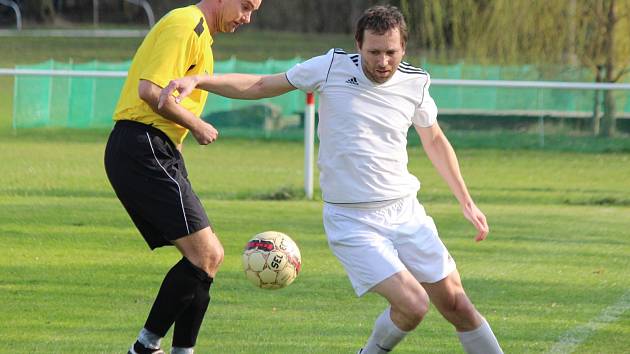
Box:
[432,78,630,90]
[0,68,127,78]
[2,68,629,90]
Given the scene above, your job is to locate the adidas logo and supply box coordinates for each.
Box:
[345,77,359,85]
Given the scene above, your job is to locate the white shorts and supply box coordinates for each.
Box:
[323,196,456,296]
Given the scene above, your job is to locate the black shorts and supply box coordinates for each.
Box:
[104,120,211,249]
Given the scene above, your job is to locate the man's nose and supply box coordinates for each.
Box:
[377,55,388,67]
[241,12,251,24]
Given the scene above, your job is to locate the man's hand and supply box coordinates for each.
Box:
[158,75,199,110]
[190,119,219,145]
[462,202,489,242]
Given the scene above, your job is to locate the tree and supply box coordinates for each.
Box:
[404,0,630,136]
[574,0,630,136]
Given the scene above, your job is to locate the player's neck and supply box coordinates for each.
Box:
[196,1,219,34]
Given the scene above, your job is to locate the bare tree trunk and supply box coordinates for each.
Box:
[600,0,618,137]
[592,65,604,135]
[566,0,579,66]
[602,90,617,136]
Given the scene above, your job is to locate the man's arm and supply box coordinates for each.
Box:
[415,123,489,241]
[139,79,218,146]
[158,73,296,109]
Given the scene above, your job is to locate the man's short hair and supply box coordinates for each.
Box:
[355,5,408,48]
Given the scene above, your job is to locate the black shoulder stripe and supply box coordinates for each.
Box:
[398,67,424,73]
[400,62,426,73]
[194,17,204,37]
[333,48,347,55]
[350,54,359,67]
[400,61,423,67]
[398,68,427,75]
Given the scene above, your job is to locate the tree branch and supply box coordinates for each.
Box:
[612,66,630,82]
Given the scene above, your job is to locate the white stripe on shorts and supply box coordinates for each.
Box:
[145,132,190,235]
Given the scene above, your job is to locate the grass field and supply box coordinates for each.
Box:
[0,130,629,353]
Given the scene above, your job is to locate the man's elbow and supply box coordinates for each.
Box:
[138,80,160,111]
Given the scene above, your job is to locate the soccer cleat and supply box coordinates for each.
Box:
[128,340,165,354]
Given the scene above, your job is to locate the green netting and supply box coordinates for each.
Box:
[14,58,305,130]
[202,57,303,117]
[14,60,131,129]
[13,60,54,128]
[12,59,630,130]
[420,63,607,114]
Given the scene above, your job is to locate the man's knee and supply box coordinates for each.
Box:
[448,293,476,316]
[204,241,224,270]
[174,228,224,276]
[441,293,480,329]
[193,239,223,276]
[391,287,430,329]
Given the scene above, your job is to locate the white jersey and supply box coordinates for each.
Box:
[286,48,438,203]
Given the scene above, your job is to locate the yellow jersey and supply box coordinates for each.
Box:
[113,5,214,145]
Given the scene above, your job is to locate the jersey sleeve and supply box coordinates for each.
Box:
[285,49,335,92]
[140,25,199,88]
[412,75,438,127]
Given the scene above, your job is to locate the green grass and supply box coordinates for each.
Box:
[1,134,629,353]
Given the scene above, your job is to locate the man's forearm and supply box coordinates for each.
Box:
[196,73,293,99]
[425,134,473,206]
[140,80,202,132]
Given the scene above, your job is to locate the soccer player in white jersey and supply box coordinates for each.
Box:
[158,5,503,354]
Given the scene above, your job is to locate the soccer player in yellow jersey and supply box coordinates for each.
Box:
[104,1,261,353]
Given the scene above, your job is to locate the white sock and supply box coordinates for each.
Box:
[457,319,503,354]
[363,307,409,354]
[137,328,162,349]
[171,347,194,354]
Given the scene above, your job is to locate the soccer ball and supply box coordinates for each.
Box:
[242,231,302,289]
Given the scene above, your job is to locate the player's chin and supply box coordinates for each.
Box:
[375,74,392,83]
[220,22,239,33]
[375,71,392,80]
[230,22,241,32]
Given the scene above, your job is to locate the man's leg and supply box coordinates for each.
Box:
[361,271,429,354]
[133,227,223,354]
[422,270,503,354]
[169,227,223,352]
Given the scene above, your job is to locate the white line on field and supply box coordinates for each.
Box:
[546,290,630,354]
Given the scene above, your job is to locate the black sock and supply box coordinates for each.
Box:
[172,274,212,348]
[143,257,211,338]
